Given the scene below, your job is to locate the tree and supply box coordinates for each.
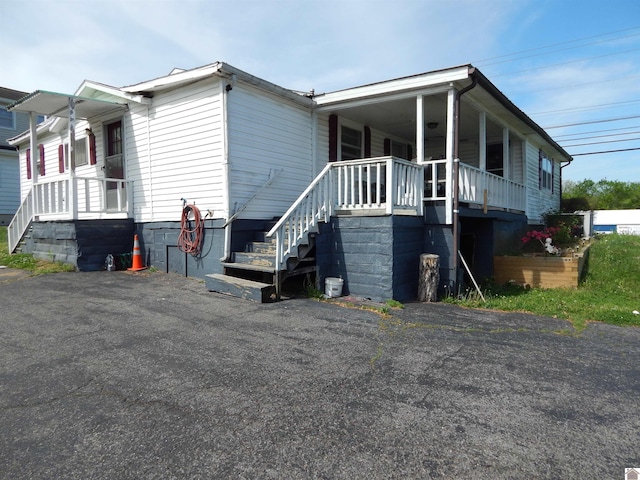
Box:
[562,180,640,211]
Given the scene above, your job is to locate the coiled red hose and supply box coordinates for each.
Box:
[178,204,204,256]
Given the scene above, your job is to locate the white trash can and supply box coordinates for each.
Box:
[325,277,344,298]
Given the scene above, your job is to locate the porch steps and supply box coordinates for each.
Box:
[205,223,317,302]
[14,224,34,253]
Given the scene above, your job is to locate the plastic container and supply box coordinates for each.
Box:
[325,277,344,298]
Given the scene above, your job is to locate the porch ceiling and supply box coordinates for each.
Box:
[333,93,483,145]
[7,90,127,119]
[337,94,449,141]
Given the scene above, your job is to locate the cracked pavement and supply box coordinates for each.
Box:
[1,271,638,479]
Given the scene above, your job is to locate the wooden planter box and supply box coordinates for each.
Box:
[493,246,590,289]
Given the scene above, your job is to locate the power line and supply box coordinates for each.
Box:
[519,74,640,95]
[490,48,640,80]
[473,26,640,67]
[531,99,640,116]
[562,137,640,148]
[553,125,640,138]
[557,130,640,142]
[569,147,640,156]
[544,115,640,129]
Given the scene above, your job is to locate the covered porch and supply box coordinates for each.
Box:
[314,69,529,227]
[7,91,132,253]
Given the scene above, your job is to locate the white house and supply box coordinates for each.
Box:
[7,62,571,301]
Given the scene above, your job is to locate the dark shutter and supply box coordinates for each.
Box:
[551,159,555,194]
[26,148,31,180]
[384,138,391,156]
[328,114,338,162]
[364,126,371,158]
[39,144,45,176]
[538,149,543,190]
[89,132,97,165]
[58,144,65,173]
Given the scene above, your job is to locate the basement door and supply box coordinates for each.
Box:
[104,120,126,211]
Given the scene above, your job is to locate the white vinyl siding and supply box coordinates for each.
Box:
[525,141,560,224]
[316,113,329,171]
[509,135,524,184]
[226,84,313,219]
[132,78,225,222]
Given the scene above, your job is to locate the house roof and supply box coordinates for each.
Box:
[6,90,128,119]
[0,86,28,102]
[121,61,314,107]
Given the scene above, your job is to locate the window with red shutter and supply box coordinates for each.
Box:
[89,131,97,165]
[26,148,31,180]
[58,144,65,173]
[38,144,45,176]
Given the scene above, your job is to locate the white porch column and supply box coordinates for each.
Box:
[445,88,455,225]
[28,113,39,218]
[29,113,38,184]
[68,97,78,219]
[479,111,486,171]
[416,95,424,163]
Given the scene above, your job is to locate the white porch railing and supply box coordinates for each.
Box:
[458,163,526,212]
[7,176,131,253]
[267,156,423,270]
[422,160,526,212]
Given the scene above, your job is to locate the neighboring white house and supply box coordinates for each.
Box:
[7,62,571,301]
[0,87,29,225]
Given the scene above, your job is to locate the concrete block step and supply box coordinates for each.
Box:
[205,273,276,303]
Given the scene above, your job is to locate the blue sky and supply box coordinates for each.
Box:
[1,0,638,184]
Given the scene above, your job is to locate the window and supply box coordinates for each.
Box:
[390,140,412,160]
[75,137,88,166]
[539,151,553,191]
[0,107,15,129]
[340,125,362,160]
[64,137,89,168]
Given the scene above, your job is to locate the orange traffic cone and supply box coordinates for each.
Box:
[127,234,147,271]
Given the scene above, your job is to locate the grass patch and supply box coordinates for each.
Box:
[385,299,405,309]
[446,234,640,329]
[0,227,76,275]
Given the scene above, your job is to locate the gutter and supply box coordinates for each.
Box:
[452,68,478,293]
[220,76,232,262]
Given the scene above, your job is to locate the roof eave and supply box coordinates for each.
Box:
[121,61,314,107]
[314,64,474,106]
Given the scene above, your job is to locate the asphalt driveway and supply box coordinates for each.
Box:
[1,271,638,479]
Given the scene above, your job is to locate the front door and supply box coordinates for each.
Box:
[104,120,125,210]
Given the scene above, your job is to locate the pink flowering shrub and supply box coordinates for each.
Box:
[521,227,560,246]
[521,226,572,254]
